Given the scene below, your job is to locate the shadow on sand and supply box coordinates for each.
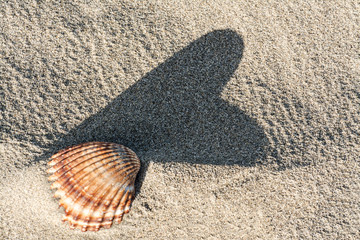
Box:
[42,29,270,194]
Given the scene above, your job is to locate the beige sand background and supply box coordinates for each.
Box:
[1,1,359,239]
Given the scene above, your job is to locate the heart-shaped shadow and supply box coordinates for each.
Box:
[46,29,269,193]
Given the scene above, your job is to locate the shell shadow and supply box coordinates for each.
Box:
[45,29,269,195]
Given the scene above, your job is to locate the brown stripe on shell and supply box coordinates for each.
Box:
[47,142,140,232]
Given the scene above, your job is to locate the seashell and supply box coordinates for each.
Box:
[47,142,141,232]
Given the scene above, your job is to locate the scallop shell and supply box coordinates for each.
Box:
[47,142,141,232]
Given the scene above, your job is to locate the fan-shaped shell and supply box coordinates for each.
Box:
[47,142,141,232]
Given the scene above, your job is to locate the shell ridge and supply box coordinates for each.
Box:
[111,179,136,224]
[49,150,119,184]
[49,142,109,165]
[70,159,135,207]
[48,145,114,173]
[52,144,136,177]
[50,148,133,189]
[58,157,137,217]
[56,157,127,210]
[53,154,139,204]
[63,153,137,192]
[51,156,117,195]
[47,142,141,231]
[54,155,125,210]
[75,172,135,231]
[60,173,126,230]
[67,173,123,231]
[113,189,132,224]
[80,184,121,232]
[103,188,128,227]
[86,174,134,231]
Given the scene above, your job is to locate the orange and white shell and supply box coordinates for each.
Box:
[47,142,141,232]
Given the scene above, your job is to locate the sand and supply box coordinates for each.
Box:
[1,1,359,239]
